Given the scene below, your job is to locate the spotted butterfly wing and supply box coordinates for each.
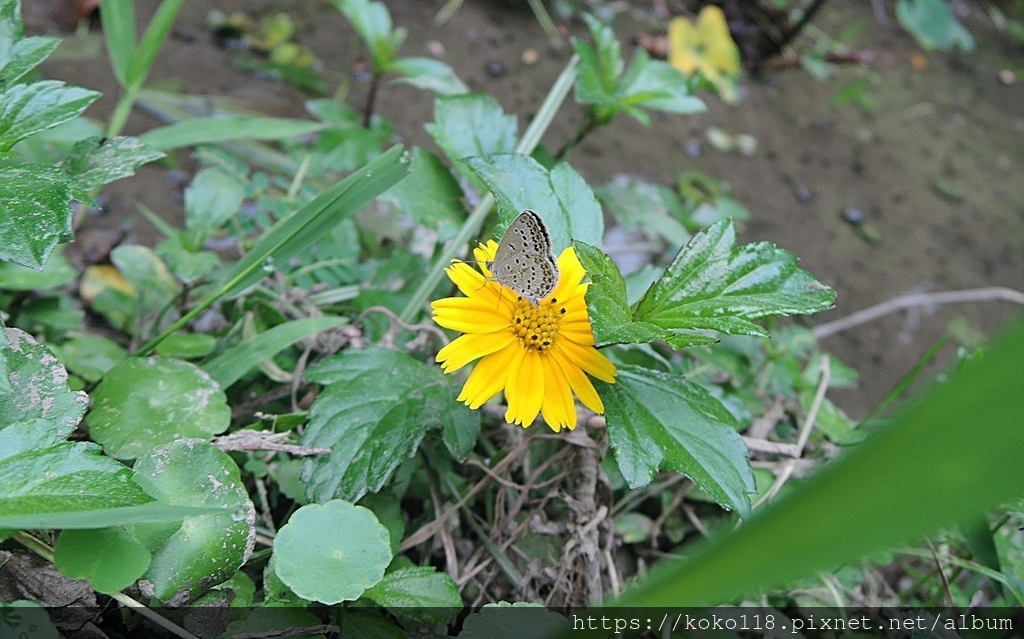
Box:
[486,210,559,305]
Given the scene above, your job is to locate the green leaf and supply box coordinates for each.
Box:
[426,94,517,169]
[153,333,216,359]
[52,333,127,383]
[618,56,705,118]
[203,316,348,389]
[54,527,151,594]
[596,179,690,247]
[61,136,164,190]
[86,357,230,460]
[331,0,403,70]
[273,500,391,604]
[0,249,76,290]
[464,155,603,250]
[139,116,325,152]
[0,165,78,269]
[365,566,461,624]
[896,0,975,52]
[573,14,624,109]
[132,439,255,605]
[0,601,59,639]
[300,346,478,503]
[574,242,670,346]
[598,365,754,517]
[0,81,100,151]
[0,328,87,440]
[219,145,408,298]
[127,0,186,89]
[379,147,464,229]
[0,442,152,518]
[392,57,469,95]
[0,23,60,86]
[613,318,1024,607]
[98,0,137,86]
[184,167,246,249]
[459,603,571,639]
[0,502,225,530]
[109,244,181,318]
[633,220,835,347]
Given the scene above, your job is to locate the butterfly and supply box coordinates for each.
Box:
[485,210,559,306]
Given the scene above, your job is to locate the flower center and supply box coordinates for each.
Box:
[510,296,566,353]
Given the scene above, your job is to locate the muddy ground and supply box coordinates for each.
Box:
[27,0,1024,419]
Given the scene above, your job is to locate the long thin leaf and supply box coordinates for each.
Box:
[127,0,187,89]
[609,317,1024,607]
[99,0,136,88]
[139,116,326,152]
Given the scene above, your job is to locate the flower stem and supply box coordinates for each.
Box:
[398,55,579,324]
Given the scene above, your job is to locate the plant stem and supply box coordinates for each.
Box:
[397,55,579,324]
[555,108,602,160]
[362,71,382,127]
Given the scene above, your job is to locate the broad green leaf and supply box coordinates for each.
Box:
[139,116,325,152]
[464,155,603,250]
[54,527,150,593]
[426,94,517,169]
[633,220,835,347]
[0,81,100,151]
[598,365,754,517]
[619,56,706,117]
[0,419,63,463]
[392,57,469,95]
[0,601,59,639]
[52,333,127,383]
[0,442,151,517]
[574,242,670,346]
[379,147,464,228]
[109,245,181,319]
[300,347,478,503]
[219,145,408,298]
[61,136,164,190]
[184,167,246,249]
[613,318,1024,607]
[98,0,137,86]
[154,234,219,284]
[0,502,224,530]
[331,0,405,70]
[573,14,624,109]
[365,566,461,624]
[0,328,87,439]
[0,165,78,269]
[0,249,75,290]
[204,316,348,389]
[896,0,975,52]
[0,22,59,86]
[274,500,391,604]
[132,439,255,605]
[596,179,690,247]
[86,357,230,459]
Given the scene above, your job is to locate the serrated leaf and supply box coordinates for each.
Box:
[0,165,79,269]
[184,167,246,249]
[392,57,469,95]
[86,357,230,459]
[573,14,624,108]
[0,36,60,86]
[274,500,391,604]
[574,242,670,347]
[463,155,603,250]
[365,566,461,623]
[378,147,464,228]
[0,328,87,439]
[61,135,164,190]
[300,347,478,503]
[54,527,151,594]
[0,442,152,518]
[0,81,100,151]
[633,220,835,344]
[426,94,517,170]
[331,0,403,70]
[131,439,255,605]
[598,365,754,517]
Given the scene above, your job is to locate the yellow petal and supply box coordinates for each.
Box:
[540,356,577,431]
[550,347,605,415]
[668,17,700,74]
[505,348,543,427]
[557,338,617,383]
[437,331,515,373]
[457,345,517,409]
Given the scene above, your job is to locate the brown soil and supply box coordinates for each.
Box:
[26,0,1024,419]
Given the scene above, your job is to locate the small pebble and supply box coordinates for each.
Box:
[521,48,539,65]
[485,60,507,78]
[841,207,865,225]
[999,69,1016,85]
[427,40,445,57]
[683,139,701,158]
[794,184,814,203]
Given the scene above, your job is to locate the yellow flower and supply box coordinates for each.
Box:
[432,241,616,432]
[668,5,741,103]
